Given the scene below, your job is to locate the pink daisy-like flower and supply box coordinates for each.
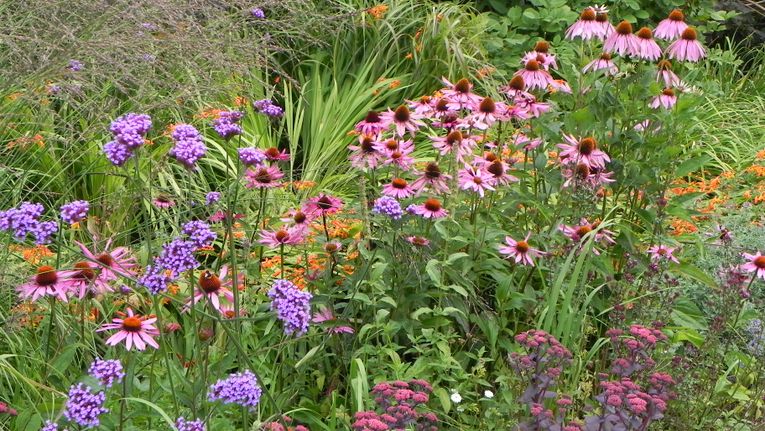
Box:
[666,27,706,62]
[559,218,615,254]
[515,94,551,118]
[430,97,458,121]
[406,236,430,247]
[741,252,765,280]
[565,7,601,41]
[303,194,343,216]
[63,261,113,299]
[501,75,533,101]
[485,159,518,186]
[522,51,558,71]
[548,79,572,94]
[97,308,160,351]
[408,95,435,116]
[596,9,615,37]
[634,27,662,61]
[650,88,678,110]
[184,268,236,314]
[260,226,305,248]
[355,111,387,136]
[380,140,416,171]
[152,194,175,209]
[263,147,290,162]
[458,165,495,197]
[281,209,314,233]
[514,59,554,91]
[647,245,680,263]
[431,130,477,161]
[656,60,680,87]
[562,163,615,188]
[557,135,610,168]
[583,53,618,76]
[409,198,448,219]
[244,165,284,189]
[411,162,451,195]
[380,105,425,137]
[17,265,72,302]
[654,9,689,41]
[77,240,138,281]
[382,178,415,199]
[311,308,354,335]
[440,77,482,110]
[499,233,545,266]
[349,134,382,169]
[604,21,640,56]
[468,97,509,130]
[510,132,543,151]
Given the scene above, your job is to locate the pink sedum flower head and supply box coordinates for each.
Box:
[439,77,483,110]
[565,7,603,41]
[303,194,343,216]
[97,308,159,351]
[64,261,113,299]
[666,27,706,62]
[656,60,680,87]
[742,252,765,280]
[647,245,680,263]
[583,53,618,76]
[499,233,545,266]
[557,135,610,169]
[382,178,415,199]
[244,165,284,189]
[514,59,554,91]
[409,198,449,219]
[380,105,425,137]
[650,88,678,110]
[634,27,662,61]
[654,9,689,41]
[411,162,451,195]
[604,21,640,56]
[77,240,138,281]
[355,111,387,136]
[184,267,236,314]
[458,165,495,197]
[260,226,305,248]
[17,265,72,302]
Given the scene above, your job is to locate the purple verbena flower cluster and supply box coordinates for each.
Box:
[212,111,244,139]
[0,202,58,244]
[207,369,263,409]
[169,124,207,169]
[238,147,267,166]
[103,113,152,166]
[268,279,312,336]
[88,358,125,388]
[251,8,265,19]
[63,383,108,428]
[175,417,206,431]
[352,379,437,431]
[372,196,404,220]
[205,191,221,206]
[67,59,84,72]
[60,200,90,224]
[253,99,283,118]
[40,421,59,431]
[182,220,217,248]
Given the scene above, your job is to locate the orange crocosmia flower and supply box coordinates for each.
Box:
[196,108,224,120]
[12,245,55,265]
[367,4,389,20]
[291,180,317,190]
[669,218,697,236]
[167,284,180,295]
[746,165,765,178]
[405,53,413,59]
[389,80,401,89]
[756,150,765,160]
[743,191,752,200]
[261,256,281,270]
[234,96,248,107]
[477,67,496,79]
[720,171,734,179]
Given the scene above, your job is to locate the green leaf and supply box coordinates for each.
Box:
[295,345,321,368]
[671,297,708,330]
[670,263,717,288]
[434,387,451,413]
[426,259,442,286]
[675,155,711,177]
[444,284,469,297]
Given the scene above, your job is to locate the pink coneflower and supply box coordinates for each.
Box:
[244,165,284,189]
[77,240,138,281]
[355,111,387,136]
[431,130,477,161]
[409,198,449,219]
[583,53,618,76]
[666,27,706,62]
[469,97,508,130]
[281,209,314,232]
[303,194,343,216]
[406,236,430,247]
[260,226,305,248]
[311,308,354,335]
[562,163,615,188]
[17,265,71,302]
[634,119,662,134]
[408,96,435,116]
[565,7,601,41]
[514,59,554,91]
[557,135,610,168]
[411,162,451,194]
[515,94,551,118]
[64,261,113,299]
[349,134,382,169]
[152,194,175,209]
[510,132,543,151]
[380,105,425,137]
[382,178,415,199]
[381,141,416,171]
[595,9,615,38]
[97,308,159,351]
[604,21,639,56]
[499,233,545,266]
[440,77,482,110]
[458,165,495,197]
[263,147,290,162]
[654,9,688,41]
[650,88,677,109]
[184,268,235,314]
[548,79,572,94]
[656,60,680,87]
[647,245,679,263]
[522,51,558,71]
[559,218,615,254]
[485,159,518,186]
[634,27,662,61]
[741,252,765,280]
[501,75,533,101]
[430,97,458,120]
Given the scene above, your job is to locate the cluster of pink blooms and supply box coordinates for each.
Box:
[261,416,310,431]
[352,380,438,431]
[605,324,668,377]
[589,372,675,429]
[569,7,706,110]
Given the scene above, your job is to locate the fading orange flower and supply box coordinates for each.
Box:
[195,108,224,120]
[10,244,54,265]
[477,66,496,79]
[7,134,45,150]
[367,4,389,20]
[234,96,248,107]
[290,180,317,190]
[669,218,697,236]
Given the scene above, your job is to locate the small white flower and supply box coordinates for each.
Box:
[484,390,494,399]
[450,391,462,403]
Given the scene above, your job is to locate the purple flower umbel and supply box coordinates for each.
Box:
[251,8,265,19]
[60,200,90,224]
[88,358,125,388]
[372,196,403,220]
[212,111,244,139]
[253,99,283,118]
[182,220,217,248]
[0,202,58,244]
[176,417,206,431]
[205,192,221,206]
[169,124,207,169]
[238,147,266,166]
[64,383,108,428]
[268,279,312,336]
[208,370,263,410]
